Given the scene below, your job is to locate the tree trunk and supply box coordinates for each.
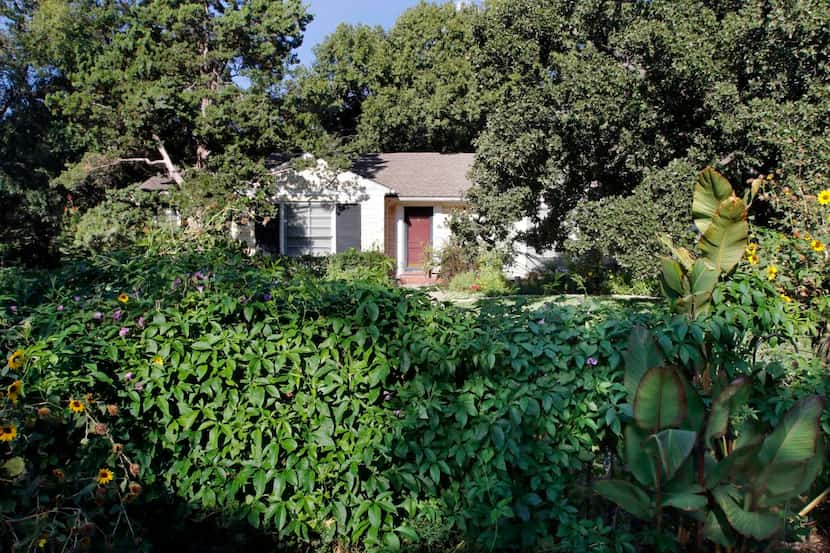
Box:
[153,134,184,185]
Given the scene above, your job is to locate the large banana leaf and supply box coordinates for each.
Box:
[623,326,665,400]
[757,435,825,508]
[757,396,825,467]
[634,365,687,432]
[594,480,653,520]
[692,167,734,234]
[699,197,748,274]
[659,234,695,272]
[705,377,751,444]
[625,425,657,488]
[712,485,783,540]
[660,257,687,299]
[647,429,697,481]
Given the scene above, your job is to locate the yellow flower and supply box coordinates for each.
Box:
[766,266,778,280]
[97,467,114,485]
[0,424,17,442]
[745,243,757,255]
[747,253,759,265]
[68,399,85,413]
[38,536,47,548]
[6,380,22,403]
[7,350,24,370]
[811,239,826,253]
[818,189,830,206]
[152,356,163,366]
[117,293,129,304]
[780,294,792,303]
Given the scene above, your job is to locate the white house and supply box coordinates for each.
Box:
[239,152,555,283]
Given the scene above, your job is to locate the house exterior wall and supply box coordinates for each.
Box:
[268,162,391,255]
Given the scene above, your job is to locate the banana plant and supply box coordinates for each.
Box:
[660,168,756,319]
[596,328,825,549]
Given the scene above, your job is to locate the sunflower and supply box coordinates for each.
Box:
[747,253,759,265]
[0,424,17,442]
[818,189,830,206]
[766,265,778,280]
[6,380,22,403]
[68,399,85,413]
[97,467,114,485]
[117,293,129,304]
[7,350,24,370]
[811,239,826,253]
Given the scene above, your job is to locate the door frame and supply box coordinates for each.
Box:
[403,206,433,270]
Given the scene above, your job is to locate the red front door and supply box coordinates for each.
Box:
[405,207,433,268]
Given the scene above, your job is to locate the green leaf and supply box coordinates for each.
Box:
[712,486,782,540]
[660,257,687,298]
[692,167,734,235]
[623,326,665,401]
[1,457,25,477]
[705,377,751,444]
[662,492,707,512]
[625,425,657,488]
[647,429,697,482]
[368,503,382,528]
[703,509,735,547]
[634,365,687,432]
[698,196,748,274]
[382,532,401,551]
[757,396,825,467]
[594,480,652,520]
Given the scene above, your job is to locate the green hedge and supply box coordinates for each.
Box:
[1,242,827,552]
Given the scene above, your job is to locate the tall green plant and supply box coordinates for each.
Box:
[660,168,757,318]
[597,328,824,548]
[595,168,825,550]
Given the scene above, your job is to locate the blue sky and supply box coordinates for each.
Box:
[295,1,452,66]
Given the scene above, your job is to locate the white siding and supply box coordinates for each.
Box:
[268,160,391,255]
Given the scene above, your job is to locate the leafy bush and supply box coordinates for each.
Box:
[1,230,827,552]
[325,248,395,285]
[447,271,478,293]
[565,159,698,284]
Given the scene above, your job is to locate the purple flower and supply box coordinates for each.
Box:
[124,372,134,381]
[137,316,146,328]
[92,311,103,321]
[172,277,182,290]
[586,357,598,366]
[537,318,545,325]
[9,305,17,314]
[134,382,144,392]
[73,296,81,302]
[196,285,204,293]
[112,309,123,321]
[118,327,130,337]
[57,305,65,312]
[394,410,402,417]
[383,391,393,402]
[263,293,272,301]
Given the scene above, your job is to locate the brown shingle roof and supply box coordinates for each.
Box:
[352,153,474,199]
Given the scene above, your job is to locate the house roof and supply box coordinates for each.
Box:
[352,153,474,199]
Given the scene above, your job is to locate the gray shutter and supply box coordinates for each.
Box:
[336,204,362,253]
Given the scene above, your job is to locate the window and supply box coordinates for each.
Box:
[282,203,363,256]
[284,203,333,256]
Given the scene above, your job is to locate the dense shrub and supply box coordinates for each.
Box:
[1,237,827,552]
[565,160,698,285]
[325,249,395,285]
